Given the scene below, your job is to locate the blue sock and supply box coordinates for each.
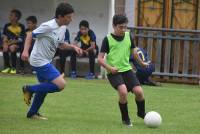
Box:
[27,83,59,94]
[27,93,47,117]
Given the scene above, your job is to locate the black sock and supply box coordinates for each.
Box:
[135,99,145,119]
[3,52,10,68]
[11,52,17,68]
[118,102,130,121]
[89,52,95,74]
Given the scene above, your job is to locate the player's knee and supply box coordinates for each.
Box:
[134,86,144,100]
[135,91,144,100]
[120,91,128,97]
[9,47,17,52]
[3,46,8,52]
[58,80,66,91]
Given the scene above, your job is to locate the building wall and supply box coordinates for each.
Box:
[115,0,136,27]
[0,0,55,27]
[125,0,135,27]
[0,0,110,46]
[115,0,125,14]
[61,0,109,45]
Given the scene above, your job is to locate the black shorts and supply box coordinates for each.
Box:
[107,70,140,92]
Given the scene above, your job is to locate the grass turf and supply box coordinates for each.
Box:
[0,75,199,134]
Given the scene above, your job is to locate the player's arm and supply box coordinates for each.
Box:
[2,24,9,46]
[129,32,149,68]
[2,35,9,46]
[72,32,81,47]
[21,32,33,61]
[72,40,80,47]
[98,52,118,74]
[2,35,18,45]
[132,47,149,68]
[85,41,96,52]
[98,37,118,74]
[85,31,96,52]
[7,38,24,45]
[59,42,82,55]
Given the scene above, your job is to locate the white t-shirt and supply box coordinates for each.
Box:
[30,18,67,67]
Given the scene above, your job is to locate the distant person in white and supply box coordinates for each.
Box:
[21,3,82,120]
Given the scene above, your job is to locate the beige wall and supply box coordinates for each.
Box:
[115,0,136,27]
[0,0,111,46]
[0,0,55,27]
[115,0,125,14]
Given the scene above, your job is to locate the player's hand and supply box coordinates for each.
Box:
[108,66,118,74]
[73,46,83,55]
[21,51,29,61]
[83,50,88,56]
[142,61,150,68]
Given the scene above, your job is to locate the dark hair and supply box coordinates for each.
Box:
[79,20,89,28]
[55,3,74,18]
[11,9,22,21]
[26,16,37,24]
[113,14,128,26]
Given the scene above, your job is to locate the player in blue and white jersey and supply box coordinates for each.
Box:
[21,3,82,119]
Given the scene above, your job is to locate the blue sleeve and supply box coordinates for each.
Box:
[89,30,96,42]
[2,23,9,36]
[64,29,70,43]
[74,31,81,42]
[19,24,26,42]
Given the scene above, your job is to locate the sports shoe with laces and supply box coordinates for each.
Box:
[22,85,33,106]
[85,72,95,79]
[137,112,146,119]
[70,71,77,79]
[122,119,133,127]
[9,68,16,74]
[1,67,11,73]
[144,79,161,86]
[27,113,48,120]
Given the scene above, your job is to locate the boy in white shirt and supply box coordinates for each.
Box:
[21,3,82,119]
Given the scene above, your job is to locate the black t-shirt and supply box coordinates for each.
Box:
[100,32,135,54]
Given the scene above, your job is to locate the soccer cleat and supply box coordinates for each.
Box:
[27,114,48,120]
[70,71,77,79]
[137,112,146,119]
[85,72,95,79]
[18,69,25,75]
[1,68,11,73]
[122,120,133,127]
[22,86,33,106]
[9,68,16,74]
[144,80,161,86]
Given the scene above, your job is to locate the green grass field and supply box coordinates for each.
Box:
[0,75,199,134]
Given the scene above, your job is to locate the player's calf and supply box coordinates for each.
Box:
[135,99,146,119]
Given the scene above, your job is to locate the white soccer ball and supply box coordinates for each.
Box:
[144,111,162,128]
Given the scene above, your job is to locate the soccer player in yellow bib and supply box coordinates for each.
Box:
[98,14,149,127]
